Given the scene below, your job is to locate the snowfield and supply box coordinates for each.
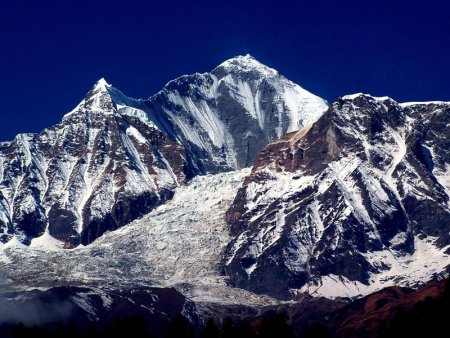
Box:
[0,168,277,306]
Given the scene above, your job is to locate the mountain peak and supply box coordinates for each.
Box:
[78,77,116,113]
[63,78,116,117]
[215,54,278,77]
[93,77,111,91]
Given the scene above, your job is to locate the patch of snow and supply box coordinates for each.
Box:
[342,93,392,101]
[29,232,65,251]
[303,274,371,298]
[94,78,110,90]
[126,126,147,144]
[400,101,450,107]
[118,105,160,130]
[301,236,450,299]
[342,93,365,100]
[383,127,407,208]
[3,236,27,250]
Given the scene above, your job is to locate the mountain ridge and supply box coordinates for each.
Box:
[0,55,328,246]
[0,57,448,312]
[224,93,450,299]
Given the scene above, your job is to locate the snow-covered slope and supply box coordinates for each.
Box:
[0,169,278,308]
[224,94,450,299]
[0,56,328,246]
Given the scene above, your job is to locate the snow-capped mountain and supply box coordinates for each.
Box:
[224,94,450,299]
[0,79,189,246]
[0,55,327,246]
[2,94,449,304]
[1,53,449,324]
[138,54,328,171]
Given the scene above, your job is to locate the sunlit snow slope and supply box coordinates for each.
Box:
[0,55,328,246]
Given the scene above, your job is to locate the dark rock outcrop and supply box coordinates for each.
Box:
[224,94,450,299]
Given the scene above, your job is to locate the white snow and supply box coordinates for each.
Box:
[226,94,450,301]
[385,129,407,181]
[302,237,450,299]
[0,157,3,184]
[1,59,449,309]
[63,78,115,118]
[215,55,327,140]
[16,134,32,166]
[223,76,261,123]
[70,292,99,320]
[383,127,407,208]
[342,93,392,101]
[303,274,371,298]
[342,93,365,100]
[29,232,65,251]
[166,92,228,148]
[400,101,450,107]
[120,131,158,191]
[126,126,147,144]
[3,236,27,250]
[118,105,160,130]
[94,77,110,90]
[282,84,328,134]
[216,54,278,78]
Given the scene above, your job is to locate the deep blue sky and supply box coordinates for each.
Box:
[1,0,450,141]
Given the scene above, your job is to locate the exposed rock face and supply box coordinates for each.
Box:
[0,56,327,246]
[224,94,450,299]
[0,80,189,246]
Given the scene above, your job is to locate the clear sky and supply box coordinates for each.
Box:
[1,0,449,141]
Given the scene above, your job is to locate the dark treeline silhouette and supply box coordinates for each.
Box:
[0,311,299,338]
[0,315,156,338]
[198,311,297,338]
[377,278,450,338]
